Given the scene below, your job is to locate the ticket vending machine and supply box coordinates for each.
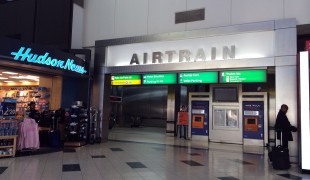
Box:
[191,101,209,141]
[243,101,264,146]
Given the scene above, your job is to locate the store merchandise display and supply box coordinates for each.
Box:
[0,120,18,157]
[17,118,39,151]
[0,86,50,119]
[64,104,88,147]
[89,106,101,144]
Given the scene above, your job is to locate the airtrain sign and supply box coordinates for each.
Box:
[129,46,235,65]
[106,31,275,67]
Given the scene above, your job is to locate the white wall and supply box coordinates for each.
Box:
[71,4,84,49]
[83,0,116,47]
[83,0,310,47]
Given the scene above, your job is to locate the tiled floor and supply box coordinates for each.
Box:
[0,127,310,180]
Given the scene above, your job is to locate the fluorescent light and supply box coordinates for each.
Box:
[10,76,23,79]
[2,71,18,75]
[4,81,14,83]
[10,75,40,81]
[26,75,39,79]
[0,77,8,80]
[25,75,40,81]
[20,81,31,85]
[300,51,310,171]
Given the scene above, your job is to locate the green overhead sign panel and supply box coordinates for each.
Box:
[142,73,177,85]
[220,69,267,83]
[111,74,141,85]
[179,72,218,84]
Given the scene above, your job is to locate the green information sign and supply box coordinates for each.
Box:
[220,69,267,83]
[111,74,141,85]
[142,73,177,85]
[179,72,218,84]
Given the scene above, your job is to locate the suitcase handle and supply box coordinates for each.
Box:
[275,129,283,147]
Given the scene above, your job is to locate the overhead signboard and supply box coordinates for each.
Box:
[0,36,88,75]
[111,74,141,85]
[142,73,176,85]
[106,31,275,67]
[220,69,267,83]
[179,72,218,84]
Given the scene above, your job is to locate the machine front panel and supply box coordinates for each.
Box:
[191,101,209,136]
[242,101,264,139]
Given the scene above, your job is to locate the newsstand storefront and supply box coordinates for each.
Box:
[0,36,90,156]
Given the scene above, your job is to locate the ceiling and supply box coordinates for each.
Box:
[0,68,40,84]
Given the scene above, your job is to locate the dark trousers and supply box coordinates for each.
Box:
[177,125,187,139]
[282,139,288,149]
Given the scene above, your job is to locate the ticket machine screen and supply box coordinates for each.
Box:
[247,118,256,124]
[244,116,258,132]
[192,115,204,129]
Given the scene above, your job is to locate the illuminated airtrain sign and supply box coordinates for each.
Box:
[106,31,275,67]
[10,47,87,74]
[129,46,235,65]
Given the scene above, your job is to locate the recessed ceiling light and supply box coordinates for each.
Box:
[10,75,40,80]
[10,76,23,79]
[2,71,18,75]
[25,75,40,80]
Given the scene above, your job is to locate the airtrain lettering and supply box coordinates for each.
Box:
[129,46,235,65]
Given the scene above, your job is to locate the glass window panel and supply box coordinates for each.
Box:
[214,109,226,127]
[226,109,238,128]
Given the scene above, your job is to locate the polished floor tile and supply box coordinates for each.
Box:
[218,177,240,180]
[126,162,147,168]
[181,160,204,166]
[0,127,310,180]
[231,159,254,165]
[110,148,124,151]
[62,164,81,172]
[63,148,76,153]
[278,173,303,179]
[91,155,106,158]
[0,167,7,174]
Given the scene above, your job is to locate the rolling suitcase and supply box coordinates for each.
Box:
[270,130,290,170]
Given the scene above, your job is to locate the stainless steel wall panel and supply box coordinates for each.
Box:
[121,86,168,127]
[275,18,297,29]
[105,58,274,74]
[275,28,297,56]
[276,65,298,162]
[167,86,176,132]
[275,56,296,66]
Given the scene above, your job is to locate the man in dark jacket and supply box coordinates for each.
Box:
[275,104,297,149]
[28,101,40,123]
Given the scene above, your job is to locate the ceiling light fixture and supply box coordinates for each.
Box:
[2,71,18,75]
[25,75,40,79]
